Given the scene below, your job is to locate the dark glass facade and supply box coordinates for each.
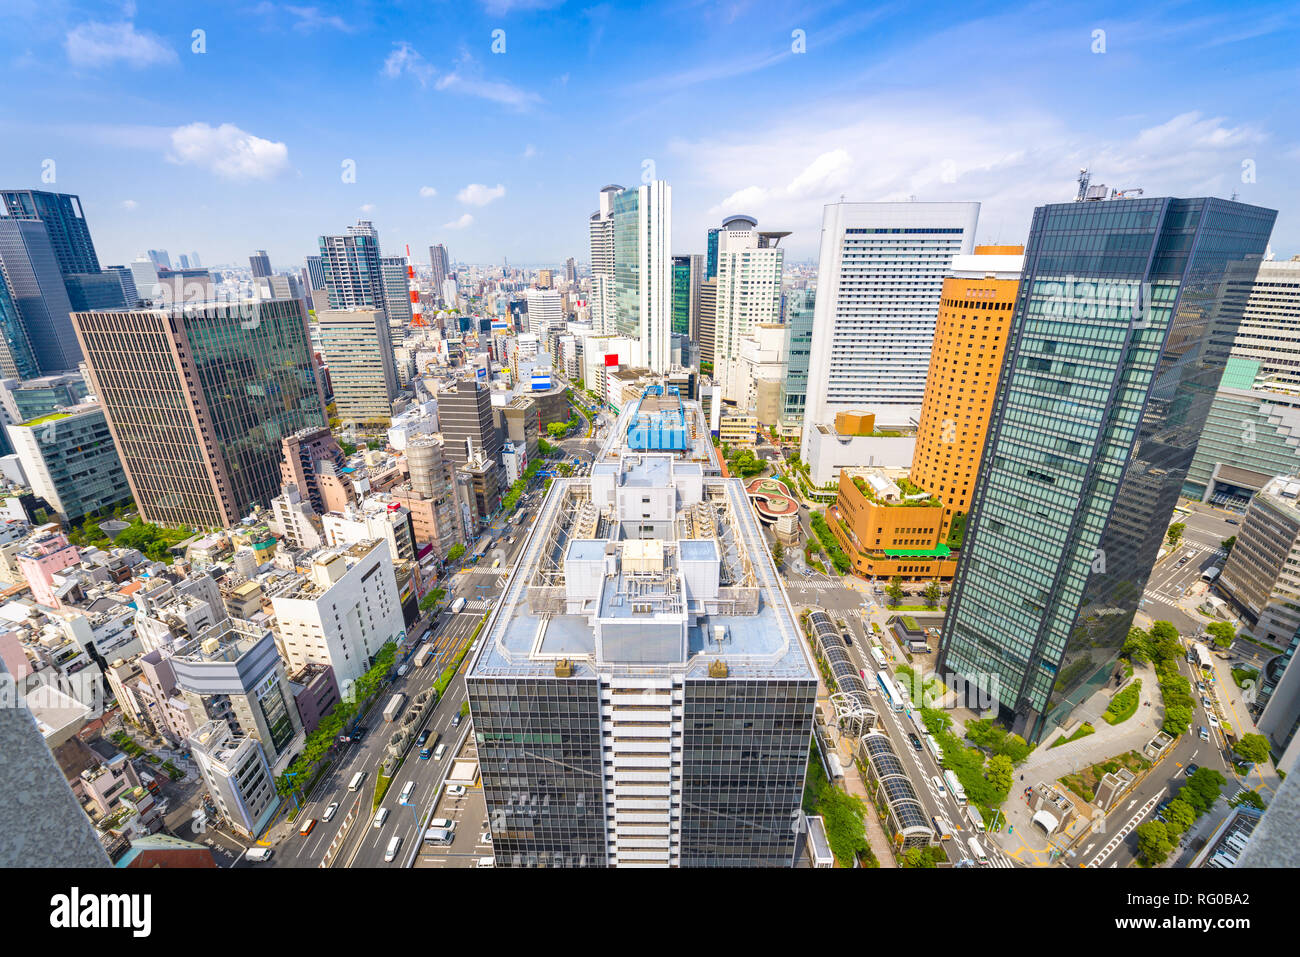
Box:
[1,190,101,276]
[679,678,816,867]
[469,676,608,867]
[940,197,1277,742]
[706,227,720,280]
[0,218,81,373]
[671,255,691,337]
[781,288,815,424]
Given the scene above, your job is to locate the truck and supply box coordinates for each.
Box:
[450,597,466,615]
[382,693,406,722]
[414,645,434,668]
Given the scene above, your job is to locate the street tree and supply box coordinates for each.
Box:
[1166,522,1185,547]
[921,581,943,609]
[885,576,905,608]
[1136,820,1174,865]
[1234,733,1271,765]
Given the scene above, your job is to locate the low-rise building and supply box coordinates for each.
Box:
[830,469,959,582]
[189,719,280,839]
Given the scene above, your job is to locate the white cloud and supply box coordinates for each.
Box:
[435,72,541,110]
[285,6,352,32]
[457,183,506,206]
[419,186,437,198]
[479,0,565,14]
[360,203,375,213]
[120,199,137,210]
[166,122,290,181]
[443,213,474,230]
[522,144,537,159]
[383,42,433,87]
[678,101,1268,259]
[65,20,177,68]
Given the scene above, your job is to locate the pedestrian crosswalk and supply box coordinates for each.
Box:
[461,598,494,612]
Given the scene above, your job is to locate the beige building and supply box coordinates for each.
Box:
[317,308,398,427]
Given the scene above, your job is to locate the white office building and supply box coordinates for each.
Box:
[525,289,563,338]
[269,541,404,688]
[711,216,786,402]
[610,181,673,374]
[588,185,622,337]
[801,201,979,460]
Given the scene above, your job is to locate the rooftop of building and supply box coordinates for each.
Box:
[469,390,812,683]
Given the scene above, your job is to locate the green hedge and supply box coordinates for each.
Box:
[1102,680,1142,726]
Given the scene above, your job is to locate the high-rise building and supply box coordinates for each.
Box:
[939,196,1276,742]
[63,271,126,312]
[698,277,717,368]
[467,388,816,867]
[537,268,554,289]
[671,253,703,341]
[1181,357,1300,507]
[588,184,623,337]
[280,425,352,516]
[105,264,139,307]
[1255,622,1300,776]
[1218,475,1300,647]
[249,250,272,278]
[525,288,562,337]
[565,257,577,285]
[316,308,398,427]
[712,216,787,401]
[189,251,202,268]
[0,269,38,381]
[438,380,501,467]
[1218,257,1300,388]
[71,298,328,528]
[304,254,326,294]
[428,244,450,298]
[178,254,190,269]
[380,255,413,327]
[910,245,1023,537]
[706,226,721,280]
[0,190,101,276]
[612,181,672,374]
[779,288,814,436]
[403,436,462,557]
[0,218,81,374]
[801,201,979,460]
[6,401,131,522]
[319,221,388,323]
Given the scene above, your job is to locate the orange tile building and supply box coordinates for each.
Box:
[828,245,1023,582]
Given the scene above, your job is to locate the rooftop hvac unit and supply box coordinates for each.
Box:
[713,625,728,645]
[200,637,221,656]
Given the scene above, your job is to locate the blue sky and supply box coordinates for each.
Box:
[2,0,1298,268]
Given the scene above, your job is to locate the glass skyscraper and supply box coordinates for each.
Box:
[940,196,1277,742]
[71,298,328,529]
[611,182,672,373]
[1,190,101,276]
[780,288,815,430]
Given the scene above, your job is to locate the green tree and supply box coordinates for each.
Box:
[1220,535,1236,555]
[1162,704,1193,737]
[1229,789,1266,810]
[1163,798,1196,837]
[1181,767,1226,815]
[1136,820,1174,865]
[985,754,1014,796]
[885,576,905,608]
[446,543,466,562]
[1166,522,1185,547]
[1206,621,1235,648]
[546,421,569,438]
[1234,733,1271,765]
[921,581,943,609]
[1122,627,1153,663]
[901,847,936,868]
[771,541,784,568]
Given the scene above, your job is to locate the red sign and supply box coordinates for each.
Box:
[604,353,619,367]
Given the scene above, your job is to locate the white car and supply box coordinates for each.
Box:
[446,784,467,796]
[1207,713,1220,728]
[322,801,339,822]
[480,831,493,845]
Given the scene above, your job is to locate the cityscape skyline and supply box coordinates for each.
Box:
[1,2,1298,266]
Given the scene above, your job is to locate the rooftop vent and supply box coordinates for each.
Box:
[554,658,574,678]
[708,659,729,679]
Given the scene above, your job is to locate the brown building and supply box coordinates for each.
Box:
[280,426,353,515]
[831,470,958,582]
[71,299,328,528]
[503,395,540,460]
[909,244,1023,538]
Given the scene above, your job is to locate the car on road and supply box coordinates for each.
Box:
[322,802,339,822]
[1226,518,1240,526]
[245,847,274,862]
[907,732,923,751]
[1155,801,1171,822]
[451,713,462,727]
[384,835,402,863]
[842,633,853,646]
[299,818,317,837]
[373,807,389,828]
[1197,681,1207,694]
[1176,556,1190,567]
[1202,696,1213,709]
[1207,713,1220,728]
[480,831,493,845]
[1184,763,1200,777]
[446,784,467,797]
[1198,726,1210,741]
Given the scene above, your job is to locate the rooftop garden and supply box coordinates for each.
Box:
[850,475,941,508]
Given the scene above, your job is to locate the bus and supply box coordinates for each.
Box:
[868,644,888,670]
[967,836,989,867]
[450,597,466,614]
[909,707,928,739]
[944,770,968,806]
[875,670,904,713]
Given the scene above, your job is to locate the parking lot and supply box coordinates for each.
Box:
[413,734,494,869]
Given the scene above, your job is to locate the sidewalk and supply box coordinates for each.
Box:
[993,663,1164,865]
